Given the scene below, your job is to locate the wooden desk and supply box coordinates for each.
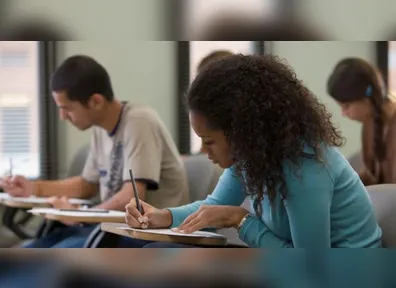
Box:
[101,222,228,247]
[29,208,125,224]
[0,192,9,203]
[3,200,51,209]
[1,195,93,209]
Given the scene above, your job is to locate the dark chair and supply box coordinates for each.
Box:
[366,184,396,248]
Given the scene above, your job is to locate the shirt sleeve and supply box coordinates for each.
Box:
[81,129,100,183]
[168,167,246,227]
[122,117,162,190]
[239,158,334,248]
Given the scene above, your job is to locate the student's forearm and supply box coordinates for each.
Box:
[33,176,98,199]
[95,182,146,211]
[94,190,132,211]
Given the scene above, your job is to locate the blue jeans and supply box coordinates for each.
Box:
[23,225,96,248]
[23,225,157,248]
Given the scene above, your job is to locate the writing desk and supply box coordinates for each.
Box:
[29,208,125,224]
[0,193,93,209]
[101,222,228,247]
[0,194,94,239]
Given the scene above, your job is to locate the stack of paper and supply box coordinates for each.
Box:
[28,208,125,218]
[118,226,226,238]
[0,194,92,205]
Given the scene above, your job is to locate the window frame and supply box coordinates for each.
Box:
[376,41,389,90]
[176,41,266,155]
[38,41,58,180]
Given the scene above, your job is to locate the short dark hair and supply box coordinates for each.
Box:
[50,55,114,104]
[198,17,326,40]
[197,50,234,72]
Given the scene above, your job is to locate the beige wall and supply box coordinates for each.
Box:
[56,41,176,177]
[4,1,385,175]
[271,41,376,158]
[5,0,164,40]
[56,41,377,177]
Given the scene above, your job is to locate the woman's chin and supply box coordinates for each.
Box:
[217,161,233,169]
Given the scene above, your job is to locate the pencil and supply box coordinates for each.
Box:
[129,168,144,214]
[59,209,109,213]
[9,158,12,177]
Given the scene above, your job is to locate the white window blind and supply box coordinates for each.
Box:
[0,41,40,179]
[389,42,396,97]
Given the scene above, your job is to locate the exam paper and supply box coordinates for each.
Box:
[28,208,125,218]
[118,227,225,238]
[0,194,92,205]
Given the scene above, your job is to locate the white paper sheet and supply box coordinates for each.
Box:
[0,194,92,205]
[118,227,225,238]
[28,208,125,218]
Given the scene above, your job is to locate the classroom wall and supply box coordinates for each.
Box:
[56,41,176,177]
[272,41,376,158]
[5,1,384,175]
[55,41,375,178]
[5,0,164,40]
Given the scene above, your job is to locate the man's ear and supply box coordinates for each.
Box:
[89,93,105,109]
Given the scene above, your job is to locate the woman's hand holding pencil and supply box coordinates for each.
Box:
[126,168,173,229]
[125,198,172,229]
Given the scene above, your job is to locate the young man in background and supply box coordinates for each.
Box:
[0,55,189,247]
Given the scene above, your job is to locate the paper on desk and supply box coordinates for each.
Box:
[0,194,92,205]
[118,227,225,238]
[28,208,125,218]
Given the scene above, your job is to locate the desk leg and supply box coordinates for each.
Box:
[83,224,102,248]
[83,225,119,248]
[2,207,33,239]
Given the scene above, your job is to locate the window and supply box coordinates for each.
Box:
[0,41,58,180]
[1,107,31,154]
[0,51,28,67]
[388,41,396,96]
[177,41,264,155]
[178,0,277,39]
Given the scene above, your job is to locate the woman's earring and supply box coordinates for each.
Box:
[365,85,373,97]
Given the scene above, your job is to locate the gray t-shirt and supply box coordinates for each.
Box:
[82,102,190,208]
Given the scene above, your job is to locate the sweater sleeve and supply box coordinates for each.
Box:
[168,167,247,227]
[239,159,334,248]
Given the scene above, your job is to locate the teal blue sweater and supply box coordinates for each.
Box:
[168,146,382,248]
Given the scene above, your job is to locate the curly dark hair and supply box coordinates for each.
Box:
[187,54,344,215]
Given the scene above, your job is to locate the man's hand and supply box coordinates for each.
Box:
[49,196,80,226]
[0,175,34,197]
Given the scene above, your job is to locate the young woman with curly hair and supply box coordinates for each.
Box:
[327,57,396,186]
[126,54,382,248]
